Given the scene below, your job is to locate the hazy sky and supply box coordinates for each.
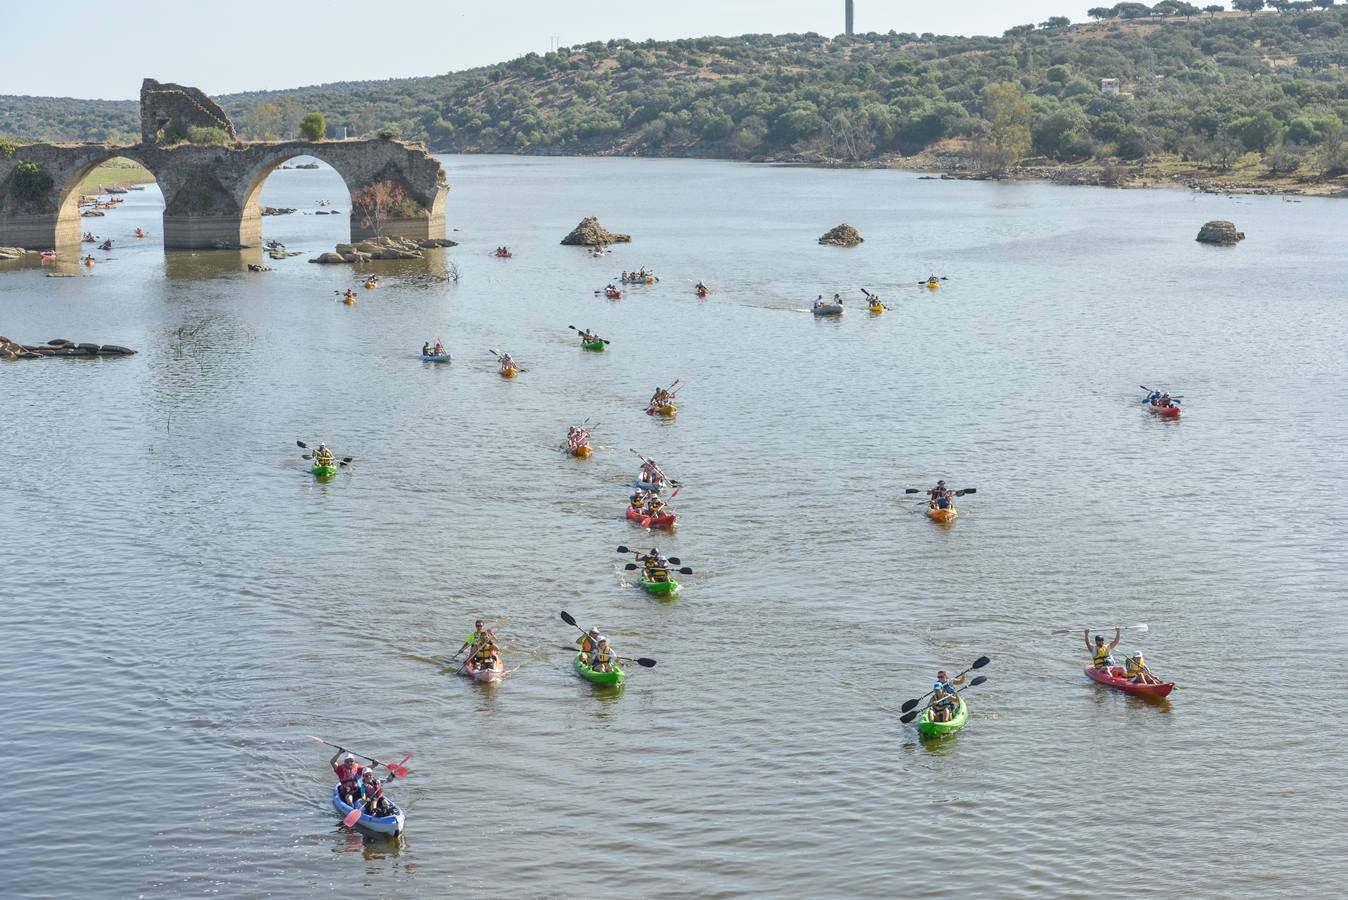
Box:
[2,1,1086,99]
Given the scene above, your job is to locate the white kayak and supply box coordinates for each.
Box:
[812,303,844,316]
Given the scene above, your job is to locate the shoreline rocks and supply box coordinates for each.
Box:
[261,206,296,216]
[818,224,863,247]
[0,247,30,260]
[1,336,137,361]
[1196,220,1245,246]
[561,216,631,246]
[309,235,457,263]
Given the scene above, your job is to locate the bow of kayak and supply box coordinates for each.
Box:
[917,697,967,738]
[463,656,505,683]
[927,506,957,523]
[639,573,680,598]
[573,652,624,685]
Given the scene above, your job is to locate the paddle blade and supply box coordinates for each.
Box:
[971,656,991,669]
[1134,624,1149,633]
[667,557,681,565]
[342,806,364,828]
[900,710,919,724]
[636,657,657,668]
[900,698,919,713]
[341,457,353,463]
[560,610,578,627]
[624,563,638,570]
[904,488,919,494]
[959,488,977,495]
[968,675,988,687]
[617,546,630,553]
[296,440,308,448]
[678,567,693,575]
[302,453,312,459]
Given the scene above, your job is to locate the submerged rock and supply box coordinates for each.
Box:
[819,224,864,247]
[1196,220,1245,246]
[561,216,631,246]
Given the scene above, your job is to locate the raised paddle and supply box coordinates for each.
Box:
[898,657,991,714]
[900,675,988,724]
[308,737,412,778]
[1052,623,1148,636]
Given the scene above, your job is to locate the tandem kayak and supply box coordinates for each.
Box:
[332,784,405,835]
[812,303,844,316]
[420,353,451,363]
[626,506,677,529]
[463,655,505,683]
[634,477,668,492]
[639,572,680,598]
[1147,402,1181,418]
[570,444,593,458]
[646,403,677,417]
[500,365,518,378]
[868,303,885,315]
[312,464,337,478]
[582,339,606,352]
[927,505,957,523]
[574,652,625,686]
[1084,665,1174,699]
[918,697,967,738]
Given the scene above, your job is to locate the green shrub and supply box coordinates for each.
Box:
[0,138,16,159]
[188,126,232,145]
[300,112,326,141]
[12,161,53,200]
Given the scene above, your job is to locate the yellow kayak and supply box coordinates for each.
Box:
[647,403,677,417]
[570,444,592,458]
[868,303,885,314]
[500,365,518,379]
[926,280,940,290]
[927,505,957,523]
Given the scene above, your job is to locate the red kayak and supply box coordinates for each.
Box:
[626,506,677,529]
[1083,665,1174,698]
[1147,402,1181,418]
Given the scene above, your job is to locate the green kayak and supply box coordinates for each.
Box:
[312,464,337,478]
[639,573,680,598]
[582,339,606,352]
[918,696,967,738]
[573,652,624,686]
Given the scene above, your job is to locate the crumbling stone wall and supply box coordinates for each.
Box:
[140,78,237,144]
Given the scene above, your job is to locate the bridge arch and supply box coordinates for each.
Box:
[54,150,163,248]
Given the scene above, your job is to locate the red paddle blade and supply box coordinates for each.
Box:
[387,753,413,778]
[342,806,364,828]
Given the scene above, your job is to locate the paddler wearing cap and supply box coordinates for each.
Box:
[331,749,366,805]
[1086,627,1121,669]
[590,636,617,673]
[927,480,953,510]
[575,626,601,663]
[929,669,966,722]
[457,619,496,657]
[1124,650,1162,685]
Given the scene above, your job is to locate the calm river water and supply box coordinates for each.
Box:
[2,155,1345,898]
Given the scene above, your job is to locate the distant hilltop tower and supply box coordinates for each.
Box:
[845,0,854,35]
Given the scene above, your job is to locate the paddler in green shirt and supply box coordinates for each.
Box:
[456,620,496,658]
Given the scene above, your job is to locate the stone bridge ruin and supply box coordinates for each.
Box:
[0,79,448,250]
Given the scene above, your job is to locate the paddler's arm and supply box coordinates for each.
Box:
[1109,627,1121,651]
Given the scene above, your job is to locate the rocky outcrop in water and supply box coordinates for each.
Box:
[1,336,137,361]
[819,224,863,247]
[0,247,29,260]
[1196,220,1245,246]
[309,235,457,263]
[261,207,296,216]
[561,216,631,246]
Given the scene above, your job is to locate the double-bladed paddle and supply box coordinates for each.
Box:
[308,736,412,778]
[900,675,988,724]
[559,610,656,667]
[617,545,681,565]
[903,487,976,496]
[898,657,991,715]
[568,325,611,345]
[624,562,694,575]
[297,441,354,466]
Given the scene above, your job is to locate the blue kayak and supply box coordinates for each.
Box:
[332,784,405,835]
[420,353,451,363]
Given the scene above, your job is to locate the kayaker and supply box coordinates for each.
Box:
[457,620,496,657]
[644,495,669,518]
[315,444,335,467]
[928,481,953,510]
[360,770,394,816]
[591,637,617,673]
[433,340,445,356]
[1086,628,1122,669]
[331,750,365,804]
[575,626,601,661]
[639,458,665,485]
[470,641,500,672]
[99,239,113,250]
[422,342,431,356]
[1125,652,1162,685]
[929,670,965,723]
[580,328,595,344]
[1159,392,1177,408]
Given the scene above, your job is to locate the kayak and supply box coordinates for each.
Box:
[582,339,606,352]
[573,652,624,686]
[604,289,622,299]
[868,303,885,314]
[463,655,505,683]
[420,353,451,363]
[696,288,709,298]
[626,506,677,529]
[500,365,518,378]
[342,296,357,305]
[926,280,940,290]
[1084,665,1174,699]
[332,784,405,836]
[621,276,655,285]
[812,303,844,316]
[647,403,677,417]
[917,697,967,738]
[639,572,680,597]
[363,281,378,290]
[1147,402,1181,418]
[927,505,957,523]
[570,444,593,458]
[312,464,337,478]
[634,477,668,492]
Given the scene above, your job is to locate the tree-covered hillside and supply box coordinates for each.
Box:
[9,5,1348,178]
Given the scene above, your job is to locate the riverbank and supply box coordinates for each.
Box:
[77,157,155,195]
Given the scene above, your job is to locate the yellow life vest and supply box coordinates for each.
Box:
[1093,644,1113,667]
[1126,657,1146,677]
